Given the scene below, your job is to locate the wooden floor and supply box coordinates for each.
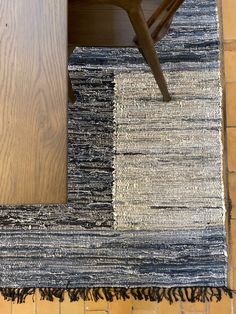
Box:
[0,0,68,205]
[0,0,235,313]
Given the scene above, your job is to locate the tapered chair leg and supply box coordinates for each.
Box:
[68,45,77,103]
[128,6,171,102]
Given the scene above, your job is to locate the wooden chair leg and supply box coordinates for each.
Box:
[68,45,77,103]
[127,6,171,102]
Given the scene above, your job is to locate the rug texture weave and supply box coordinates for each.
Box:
[0,0,230,303]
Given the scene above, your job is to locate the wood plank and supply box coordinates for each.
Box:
[231,218,236,314]
[224,1,236,311]
[12,296,35,314]
[222,0,236,40]
[224,51,236,82]
[132,310,156,314]
[0,295,12,314]
[132,300,157,311]
[226,83,236,127]
[108,299,132,314]
[0,0,67,204]
[85,311,107,314]
[85,299,108,311]
[157,300,180,314]
[227,128,236,172]
[224,40,236,51]
[36,290,60,314]
[60,293,85,314]
[230,218,236,274]
[229,172,236,218]
[208,294,231,314]
[181,299,206,314]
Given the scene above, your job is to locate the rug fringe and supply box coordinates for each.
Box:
[0,288,35,303]
[0,287,235,304]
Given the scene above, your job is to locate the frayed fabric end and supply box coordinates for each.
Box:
[0,288,35,304]
[0,287,235,304]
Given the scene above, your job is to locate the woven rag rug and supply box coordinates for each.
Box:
[0,0,233,304]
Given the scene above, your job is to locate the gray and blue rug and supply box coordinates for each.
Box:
[0,0,232,303]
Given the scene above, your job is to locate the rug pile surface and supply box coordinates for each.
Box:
[0,0,230,303]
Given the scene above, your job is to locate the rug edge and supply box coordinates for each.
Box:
[0,287,234,304]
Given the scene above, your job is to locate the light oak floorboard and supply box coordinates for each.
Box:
[222,0,236,40]
[0,295,12,314]
[60,294,85,314]
[0,0,67,204]
[227,128,236,172]
[12,297,35,314]
[108,299,132,314]
[226,83,236,127]
[36,291,60,314]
